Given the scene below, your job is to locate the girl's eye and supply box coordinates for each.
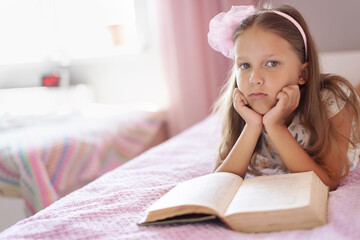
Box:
[239,63,251,70]
[266,61,279,67]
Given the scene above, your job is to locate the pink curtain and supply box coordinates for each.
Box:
[156,0,254,136]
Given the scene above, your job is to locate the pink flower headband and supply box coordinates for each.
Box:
[207,6,308,60]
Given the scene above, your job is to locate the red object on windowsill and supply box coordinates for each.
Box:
[42,73,60,87]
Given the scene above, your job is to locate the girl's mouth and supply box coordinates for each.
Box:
[249,92,267,99]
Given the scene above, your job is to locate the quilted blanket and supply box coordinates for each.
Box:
[0,115,359,239]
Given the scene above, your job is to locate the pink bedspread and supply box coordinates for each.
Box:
[1,115,359,239]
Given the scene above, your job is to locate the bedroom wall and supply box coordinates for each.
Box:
[67,47,169,108]
[255,0,360,52]
[320,51,360,86]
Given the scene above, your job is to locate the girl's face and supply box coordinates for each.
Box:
[234,26,307,115]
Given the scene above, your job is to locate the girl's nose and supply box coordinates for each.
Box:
[249,69,264,86]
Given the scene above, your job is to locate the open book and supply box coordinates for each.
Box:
[139,171,329,233]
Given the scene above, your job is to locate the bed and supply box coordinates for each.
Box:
[0,86,167,216]
[0,114,359,239]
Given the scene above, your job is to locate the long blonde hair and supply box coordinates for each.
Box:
[213,5,360,179]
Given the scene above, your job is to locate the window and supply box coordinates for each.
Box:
[0,0,139,65]
[0,0,45,65]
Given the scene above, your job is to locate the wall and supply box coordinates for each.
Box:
[67,48,169,108]
[255,0,360,52]
[320,50,360,86]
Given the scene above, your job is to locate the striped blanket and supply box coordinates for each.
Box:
[0,110,166,216]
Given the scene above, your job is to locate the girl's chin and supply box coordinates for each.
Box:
[253,109,267,116]
[249,104,274,115]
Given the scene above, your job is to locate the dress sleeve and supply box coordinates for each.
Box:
[321,83,351,118]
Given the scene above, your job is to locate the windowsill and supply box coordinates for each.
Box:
[0,44,144,67]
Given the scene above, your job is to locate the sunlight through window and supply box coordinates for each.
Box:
[0,0,139,65]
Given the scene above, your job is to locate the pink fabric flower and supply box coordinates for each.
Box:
[208,6,255,59]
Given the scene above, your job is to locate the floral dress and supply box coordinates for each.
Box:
[253,83,360,175]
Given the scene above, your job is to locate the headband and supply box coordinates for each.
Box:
[208,6,308,60]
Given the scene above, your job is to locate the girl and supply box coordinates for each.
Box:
[208,5,360,190]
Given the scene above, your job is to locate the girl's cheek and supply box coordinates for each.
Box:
[237,78,247,93]
[236,74,244,89]
[235,73,240,87]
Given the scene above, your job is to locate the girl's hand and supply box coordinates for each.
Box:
[263,85,300,128]
[233,88,263,128]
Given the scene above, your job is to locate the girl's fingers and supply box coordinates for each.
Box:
[233,88,263,126]
[233,88,248,110]
[281,85,299,98]
[277,85,300,109]
[276,92,288,108]
[235,88,248,105]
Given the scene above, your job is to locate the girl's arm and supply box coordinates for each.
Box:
[215,124,262,178]
[215,88,263,178]
[264,86,352,190]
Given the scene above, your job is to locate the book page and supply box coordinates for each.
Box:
[148,172,243,216]
[224,172,313,216]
